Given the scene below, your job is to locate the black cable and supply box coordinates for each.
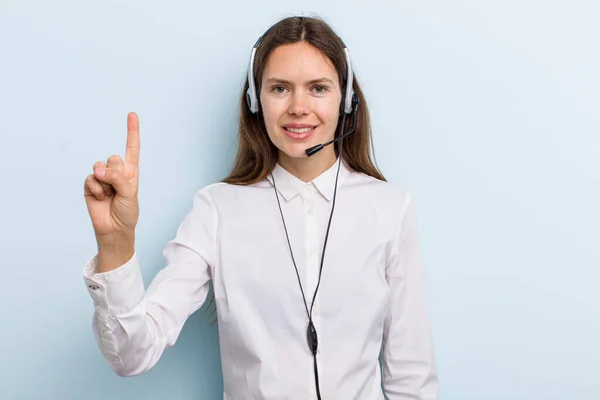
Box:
[270,113,347,400]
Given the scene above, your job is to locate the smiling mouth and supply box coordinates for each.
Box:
[282,125,317,140]
[283,126,317,133]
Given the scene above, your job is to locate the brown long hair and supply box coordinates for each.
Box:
[205,15,386,323]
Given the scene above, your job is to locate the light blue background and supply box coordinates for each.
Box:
[1,0,598,399]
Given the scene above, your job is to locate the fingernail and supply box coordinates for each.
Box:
[95,168,106,177]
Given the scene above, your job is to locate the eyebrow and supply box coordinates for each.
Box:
[265,77,336,86]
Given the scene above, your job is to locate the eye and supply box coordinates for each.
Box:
[312,85,329,94]
[270,85,287,94]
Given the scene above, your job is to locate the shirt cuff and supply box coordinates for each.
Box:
[82,251,144,314]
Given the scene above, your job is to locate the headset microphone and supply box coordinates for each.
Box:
[305,95,360,157]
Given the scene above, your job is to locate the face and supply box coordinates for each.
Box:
[259,41,342,163]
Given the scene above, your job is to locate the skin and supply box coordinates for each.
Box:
[84,112,140,272]
[260,41,343,182]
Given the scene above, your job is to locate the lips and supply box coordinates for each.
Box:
[283,124,317,133]
[283,125,316,140]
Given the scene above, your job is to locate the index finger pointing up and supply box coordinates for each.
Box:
[125,112,140,166]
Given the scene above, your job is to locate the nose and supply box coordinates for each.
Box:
[288,91,309,116]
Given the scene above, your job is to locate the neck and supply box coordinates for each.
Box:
[277,148,337,182]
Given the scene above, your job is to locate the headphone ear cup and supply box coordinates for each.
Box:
[351,93,359,110]
[346,89,356,114]
[246,88,259,114]
[246,91,253,112]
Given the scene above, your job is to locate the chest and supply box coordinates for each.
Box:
[210,193,393,321]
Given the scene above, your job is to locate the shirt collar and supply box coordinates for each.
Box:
[267,158,351,202]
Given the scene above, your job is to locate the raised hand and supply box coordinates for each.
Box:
[84,112,141,240]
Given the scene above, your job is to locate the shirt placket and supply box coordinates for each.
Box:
[302,182,321,397]
[302,183,320,309]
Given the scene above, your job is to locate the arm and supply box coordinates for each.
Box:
[382,193,438,399]
[82,188,217,377]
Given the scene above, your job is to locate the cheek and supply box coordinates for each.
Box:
[260,106,286,141]
[260,99,284,126]
[316,102,341,126]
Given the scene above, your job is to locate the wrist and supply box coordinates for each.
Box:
[96,231,135,273]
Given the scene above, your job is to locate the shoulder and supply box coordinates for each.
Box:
[345,168,414,212]
[345,170,422,251]
[190,179,271,208]
[180,180,271,231]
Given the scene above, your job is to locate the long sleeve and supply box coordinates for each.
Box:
[82,188,217,377]
[382,193,438,399]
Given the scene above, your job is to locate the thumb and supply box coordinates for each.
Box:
[94,167,133,197]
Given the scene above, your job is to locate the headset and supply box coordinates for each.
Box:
[245,21,359,400]
[246,29,360,157]
[246,35,355,115]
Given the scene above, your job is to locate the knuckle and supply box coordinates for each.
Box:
[106,170,120,182]
[108,155,122,163]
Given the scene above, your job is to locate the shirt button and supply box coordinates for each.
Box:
[88,284,99,291]
[306,208,314,215]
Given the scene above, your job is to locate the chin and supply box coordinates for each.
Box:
[273,130,333,160]
[278,142,310,158]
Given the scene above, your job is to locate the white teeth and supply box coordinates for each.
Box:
[286,127,313,133]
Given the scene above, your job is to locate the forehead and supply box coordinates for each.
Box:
[262,41,338,83]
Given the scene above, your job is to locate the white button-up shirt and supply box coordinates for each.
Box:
[82,158,438,399]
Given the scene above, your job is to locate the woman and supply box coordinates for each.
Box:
[82,15,438,399]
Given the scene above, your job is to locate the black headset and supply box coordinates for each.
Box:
[245,21,360,399]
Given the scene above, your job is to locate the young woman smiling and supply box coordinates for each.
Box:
[82,15,438,400]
